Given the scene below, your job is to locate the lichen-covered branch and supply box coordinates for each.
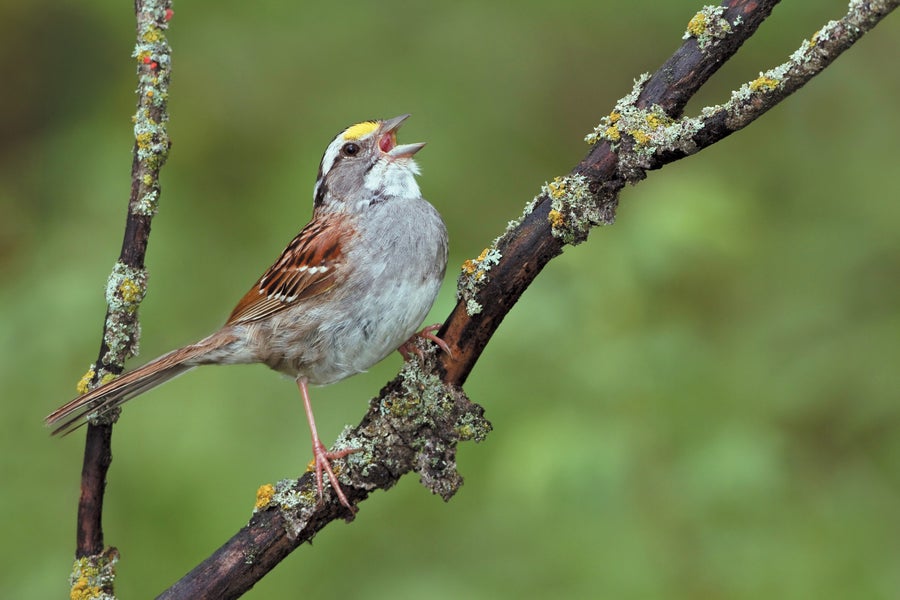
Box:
[71,0,173,597]
[440,0,896,387]
[158,351,489,600]
[158,0,897,595]
[63,0,894,598]
[438,0,779,386]
[586,0,900,178]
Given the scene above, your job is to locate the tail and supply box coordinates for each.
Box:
[46,334,235,436]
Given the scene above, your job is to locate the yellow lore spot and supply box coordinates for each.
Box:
[343,121,379,141]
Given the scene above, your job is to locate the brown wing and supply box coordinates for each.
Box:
[226,214,354,325]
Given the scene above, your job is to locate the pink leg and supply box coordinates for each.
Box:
[397,323,452,362]
[297,377,357,513]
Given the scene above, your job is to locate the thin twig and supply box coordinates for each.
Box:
[68,0,173,596]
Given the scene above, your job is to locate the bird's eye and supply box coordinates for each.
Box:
[341,143,360,157]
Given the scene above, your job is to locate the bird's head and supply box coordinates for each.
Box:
[313,114,425,214]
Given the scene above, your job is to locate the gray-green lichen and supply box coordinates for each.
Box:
[130,0,172,216]
[694,0,895,135]
[585,73,650,149]
[382,362,454,422]
[380,361,491,499]
[586,75,704,183]
[700,25,819,133]
[454,408,491,443]
[457,246,502,316]
[544,174,603,245]
[69,548,118,600]
[331,424,377,483]
[503,195,540,237]
[105,261,148,313]
[683,5,735,51]
[134,189,160,216]
[101,262,148,368]
[251,424,371,535]
[256,478,319,539]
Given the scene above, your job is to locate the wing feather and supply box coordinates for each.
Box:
[226,214,353,325]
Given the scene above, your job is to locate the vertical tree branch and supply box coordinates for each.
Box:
[69,0,173,595]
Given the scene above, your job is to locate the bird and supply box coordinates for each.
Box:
[46,114,449,513]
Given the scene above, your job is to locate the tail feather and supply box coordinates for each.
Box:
[47,336,232,436]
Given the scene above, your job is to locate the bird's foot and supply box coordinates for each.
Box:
[310,438,359,514]
[397,323,452,362]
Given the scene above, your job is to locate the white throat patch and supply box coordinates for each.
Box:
[364,158,422,200]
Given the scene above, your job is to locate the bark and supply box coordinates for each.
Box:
[60,0,898,598]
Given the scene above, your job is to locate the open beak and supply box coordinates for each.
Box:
[379,114,426,158]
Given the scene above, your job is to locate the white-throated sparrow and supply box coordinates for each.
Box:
[46,114,449,512]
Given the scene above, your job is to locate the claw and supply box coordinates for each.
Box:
[310,439,358,514]
[297,377,359,514]
[398,323,452,362]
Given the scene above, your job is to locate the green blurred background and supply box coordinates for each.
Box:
[2,1,898,597]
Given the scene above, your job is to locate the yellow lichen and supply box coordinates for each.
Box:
[141,26,164,44]
[70,577,101,600]
[99,372,118,386]
[608,111,621,124]
[548,209,565,229]
[631,130,651,145]
[750,75,780,92]
[810,28,823,47]
[605,126,621,141]
[255,483,275,510]
[547,177,567,199]
[645,112,670,129]
[462,247,496,277]
[135,131,153,149]
[76,368,95,394]
[686,12,707,37]
[118,279,141,304]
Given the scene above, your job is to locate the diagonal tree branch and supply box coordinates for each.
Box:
[440,0,779,386]
[155,0,897,598]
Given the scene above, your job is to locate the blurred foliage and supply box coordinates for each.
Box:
[1,1,898,598]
